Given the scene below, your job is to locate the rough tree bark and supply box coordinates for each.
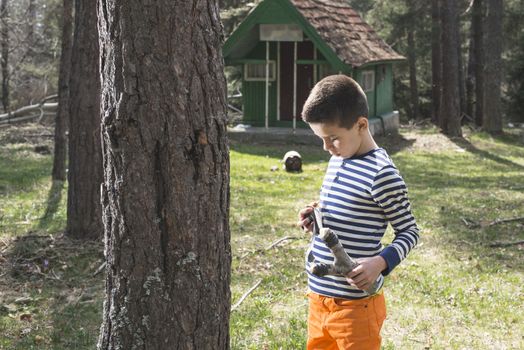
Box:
[431,0,442,125]
[66,0,102,238]
[52,0,73,181]
[440,0,462,136]
[1,0,9,113]
[483,0,503,134]
[473,0,485,127]
[97,0,231,349]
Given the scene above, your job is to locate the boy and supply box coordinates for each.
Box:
[297,75,420,350]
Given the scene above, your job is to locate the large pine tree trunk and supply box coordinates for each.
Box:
[0,0,9,113]
[431,0,442,125]
[97,1,231,349]
[483,0,503,134]
[440,0,462,136]
[52,0,73,182]
[66,0,102,238]
[473,0,485,127]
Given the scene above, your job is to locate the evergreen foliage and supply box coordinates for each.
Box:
[1,0,522,124]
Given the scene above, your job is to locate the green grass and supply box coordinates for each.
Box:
[1,124,523,349]
[0,142,67,236]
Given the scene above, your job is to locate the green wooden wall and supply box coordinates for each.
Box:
[376,64,393,116]
[354,69,375,118]
[242,60,394,126]
[354,64,393,119]
[242,41,278,126]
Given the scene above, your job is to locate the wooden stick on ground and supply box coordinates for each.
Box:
[489,240,524,248]
[265,236,300,250]
[488,217,524,226]
[240,236,301,260]
[231,279,262,312]
[93,261,107,277]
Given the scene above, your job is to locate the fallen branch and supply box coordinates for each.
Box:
[488,217,524,226]
[265,236,300,250]
[231,279,262,312]
[0,94,58,125]
[227,104,242,114]
[240,235,301,259]
[461,217,478,228]
[489,240,524,248]
[0,103,57,121]
[93,261,107,277]
[461,216,524,228]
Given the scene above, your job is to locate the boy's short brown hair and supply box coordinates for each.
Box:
[301,74,369,129]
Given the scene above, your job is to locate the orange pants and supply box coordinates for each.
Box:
[306,291,386,350]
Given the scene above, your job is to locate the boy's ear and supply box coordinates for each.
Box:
[357,116,368,131]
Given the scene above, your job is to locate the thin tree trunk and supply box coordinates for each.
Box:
[466,26,475,121]
[0,0,9,113]
[27,0,35,48]
[407,28,419,120]
[66,0,102,239]
[458,31,466,118]
[473,0,485,127]
[483,0,503,134]
[97,1,231,349]
[440,0,462,136]
[52,0,73,181]
[431,0,442,125]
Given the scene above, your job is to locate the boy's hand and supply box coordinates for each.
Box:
[346,256,387,291]
[297,201,318,233]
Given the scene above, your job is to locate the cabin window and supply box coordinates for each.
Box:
[244,61,276,81]
[361,70,375,92]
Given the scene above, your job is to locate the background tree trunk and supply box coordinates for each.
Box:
[483,0,503,134]
[66,0,102,239]
[440,0,462,136]
[1,0,9,113]
[431,0,441,125]
[407,27,420,120]
[466,24,475,121]
[97,1,231,349]
[473,0,485,127]
[458,32,466,119]
[27,0,35,48]
[52,0,73,182]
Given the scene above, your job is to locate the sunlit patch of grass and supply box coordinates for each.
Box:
[228,129,524,349]
[0,143,67,236]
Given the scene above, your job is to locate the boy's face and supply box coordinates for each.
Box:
[309,119,365,159]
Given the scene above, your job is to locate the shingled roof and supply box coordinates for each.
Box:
[289,0,404,67]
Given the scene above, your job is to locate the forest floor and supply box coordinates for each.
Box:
[0,122,523,349]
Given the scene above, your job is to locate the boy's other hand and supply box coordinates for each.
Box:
[345,256,387,291]
[297,201,318,233]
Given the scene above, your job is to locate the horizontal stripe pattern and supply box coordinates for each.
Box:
[307,148,420,300]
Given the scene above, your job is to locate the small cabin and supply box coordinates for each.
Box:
[223,0,405,132]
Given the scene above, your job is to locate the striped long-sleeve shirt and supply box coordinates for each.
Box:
[306,148,420,300]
